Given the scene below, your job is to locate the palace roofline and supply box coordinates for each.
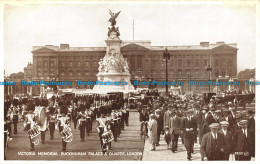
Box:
[32,41,237,52]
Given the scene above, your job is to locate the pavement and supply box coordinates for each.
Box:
[6,111,144,160]
[142,135,201,161]
[142,134,255,161]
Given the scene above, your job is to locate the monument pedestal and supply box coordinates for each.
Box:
[92,30,135,93]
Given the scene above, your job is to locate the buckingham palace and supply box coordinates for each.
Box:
[7,40,238,95]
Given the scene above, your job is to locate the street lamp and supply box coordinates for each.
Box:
[163,47,170,94]
[187,72,192,92]
[206,62,212,92]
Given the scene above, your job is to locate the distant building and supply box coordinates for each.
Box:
[10,41,238,95]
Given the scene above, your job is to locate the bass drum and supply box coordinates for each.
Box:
[38,108,47,126]
[101,130,114,143]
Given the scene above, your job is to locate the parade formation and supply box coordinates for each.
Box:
[3,8,256,162]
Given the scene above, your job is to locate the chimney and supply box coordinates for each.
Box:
[216,41,225,45]
[60,44,70,49]
[200,42,209,47]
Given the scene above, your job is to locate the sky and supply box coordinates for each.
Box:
[3,2,257,75]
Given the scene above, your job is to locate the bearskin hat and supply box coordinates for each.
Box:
[4,101,11,110]
[85,102,90,109]
[60,105,68,115]
[22,98,28,105]
[58,101,64,107]
[34,98,40,106]
[73,97,78,104]
[79,104,85,112]
[48,107,55,114]
[99,106,107,115]
[27,103,35,111]
[111,102,117,110]
[13,99,19,107]
[66,100,71,106]
[107,105,112,114]
[40,99,48,107]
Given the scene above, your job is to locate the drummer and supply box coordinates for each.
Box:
[96,106,109,152]
[39,99,48,144]
[57,105,70,151]
[24,103,37,151]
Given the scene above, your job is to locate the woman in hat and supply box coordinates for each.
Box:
[148,114,158,151]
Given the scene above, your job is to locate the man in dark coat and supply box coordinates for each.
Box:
[201,123,225,161]
[233,120,254,161]
[155,109,163,146]
[169,110,182,152]
[247,110,255,157]
[200,107,216,144]
[163,106,172,128]
[219,121,233,160]
[219,109,235,131]
[181,109,197,160]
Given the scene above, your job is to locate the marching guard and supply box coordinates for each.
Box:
[48,107,56,139]
[78,104,87,141]
[57,105,72,151]
[96,106,111,152]
[24,103,38,150]
[12,99,20,135]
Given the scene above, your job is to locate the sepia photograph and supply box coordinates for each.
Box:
[1,0,259,163]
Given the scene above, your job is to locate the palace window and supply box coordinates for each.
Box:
[69,62,73,67]
[77,61,81,67]
[38,61,42,67]
[204,60,208,67]
[195,59,199,67]
[50,62,54,67]
[178,59,182,67]
[186,59,191,67]
[85,61,89,67]
[61,62,65,67]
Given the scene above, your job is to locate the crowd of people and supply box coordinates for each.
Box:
[138,93,255,161]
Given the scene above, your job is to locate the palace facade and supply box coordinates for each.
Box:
[6,40,238,95]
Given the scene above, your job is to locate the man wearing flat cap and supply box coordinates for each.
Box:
[247,110,255,157]
[219,109,235,131]
[169,109,181,152]
[233,120,254,161]
[219,121,233,160]
[200,106,216,144]
[181,109,197,160]
[201,123,225,161]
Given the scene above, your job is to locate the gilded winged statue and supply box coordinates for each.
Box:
[109,9,121,27]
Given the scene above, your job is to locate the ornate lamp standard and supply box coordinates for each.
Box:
[206,63,212,92]
[163,48,170,94]
[187,71,193,92]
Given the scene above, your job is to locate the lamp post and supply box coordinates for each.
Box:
[187,72,192,92]
[163,47,170,94]
[206,63,212,92]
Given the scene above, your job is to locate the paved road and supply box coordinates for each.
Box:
[6,111,144,160]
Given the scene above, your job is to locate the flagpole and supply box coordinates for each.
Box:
[133,19,134,41]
